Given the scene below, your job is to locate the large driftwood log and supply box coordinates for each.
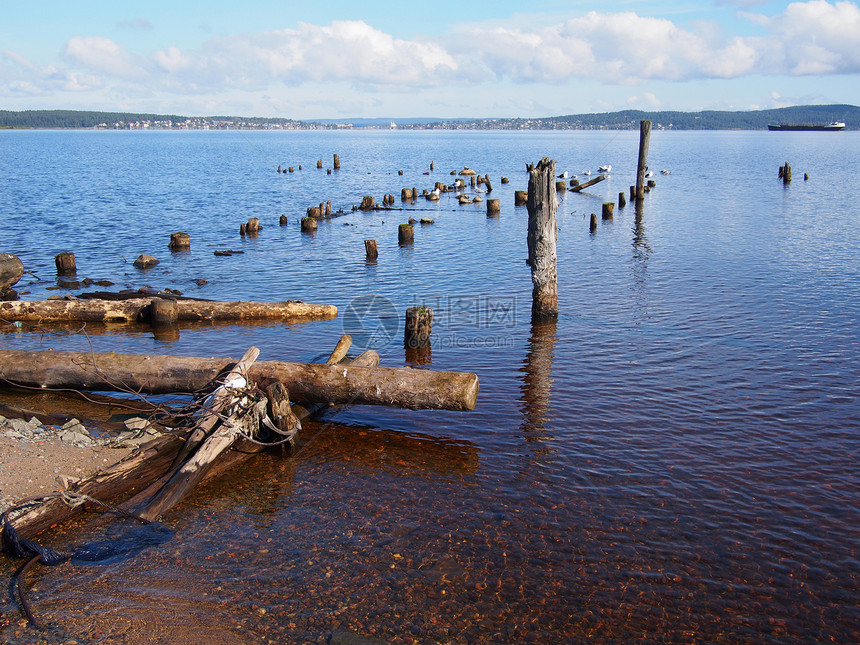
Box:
[8,347,382,537]
[0,298,336,323]
[0,349,479,410]
[138,347,262,521]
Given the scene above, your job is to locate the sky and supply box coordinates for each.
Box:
[1,0,858,119]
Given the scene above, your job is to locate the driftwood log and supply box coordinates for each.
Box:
[138,347,263,521]
[0,349,479,410]
[0,298,337,324]
[569,174,607,193]
[7,344,382,537]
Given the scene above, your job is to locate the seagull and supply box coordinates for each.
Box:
[557,171,569,179]
[644,170,654,178]
[661,169,671,175]
[582,170,591,176]
[598,164,611,173]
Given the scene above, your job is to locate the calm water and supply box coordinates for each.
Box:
[1,129,858,643]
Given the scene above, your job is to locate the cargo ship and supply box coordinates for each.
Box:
[767,121,845,131]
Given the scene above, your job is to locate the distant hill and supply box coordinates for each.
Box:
[538,104,859,130]
[1,105,857,130]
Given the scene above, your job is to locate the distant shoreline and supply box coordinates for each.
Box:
[1,104,857,131]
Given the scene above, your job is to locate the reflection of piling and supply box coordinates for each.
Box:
[365,239,378,260]
[55,252,76,275]
[404,306,433,349]
[635,120,652,200]
[526,157,559,320]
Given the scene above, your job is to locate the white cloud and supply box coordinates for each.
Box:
[64,36,149,80]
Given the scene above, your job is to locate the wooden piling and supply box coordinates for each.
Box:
[602,202,615,219]
[783,162,792,184]
[240,223,246,236]
[618,191,627,208]
[487,198,500,216]
[501,177,509,184]
[405,306,433,349]
[526,158,559,319]
[279,215,288,226]
[246,218,260,234]
[54,252,76,276]
[168,232,191,251]
[430,161,434,171]
[590,213,597,232]
[359,196,375,211]
[401,188,413,201]
[515,190,528,206]
[635,120,652,200]
[317,159,323,169]
[150,298,178,326]
[325,200,332,217]
[301,217,318,233]
[365,239,378,260]
[484,175,493,192]
[333,154,340,170]
[398,223,414,245]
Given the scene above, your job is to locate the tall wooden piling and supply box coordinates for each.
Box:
[364,239,378,260]
[590,213,598,232]
[635,120,652,200]
[333,154,340,170]
[526,158,559,319]
[782,162,792,184]
[405,306,433,348]
[54,252,76,275]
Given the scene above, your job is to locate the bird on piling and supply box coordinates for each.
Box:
[557,171,569,179]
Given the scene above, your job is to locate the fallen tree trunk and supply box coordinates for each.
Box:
[0,349,479,411]
[0,298,337,323]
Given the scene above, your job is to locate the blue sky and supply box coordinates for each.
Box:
[1,0,858,118]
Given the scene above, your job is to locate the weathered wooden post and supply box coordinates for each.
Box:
[365,239,378,260]
[398,223,414,245]
[405,306,433,348]
[487,198,500,216]
[317,159,323,169]
[515,190,528,206]
[636,120,652,200]
[484,175,493,192]
[630,185,636,202]
[333,154,340,170]
[618,191,627,208]
[168,232,190,251]
[325,200,332,217]
[590,213,598,233]
[301,217,317,233]
[279,215,288,226]
[602,202,615,219]
[783,162,792,184]
[246,218,260,234]
[430,161,434,171]
[401,188,412,201]
[150,298,178,327]
[359,196,375,211]
[54,252,76,275]
[526,158,559,319]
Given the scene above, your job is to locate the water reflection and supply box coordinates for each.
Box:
[519,317,557,442]
[631,198,652,325]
